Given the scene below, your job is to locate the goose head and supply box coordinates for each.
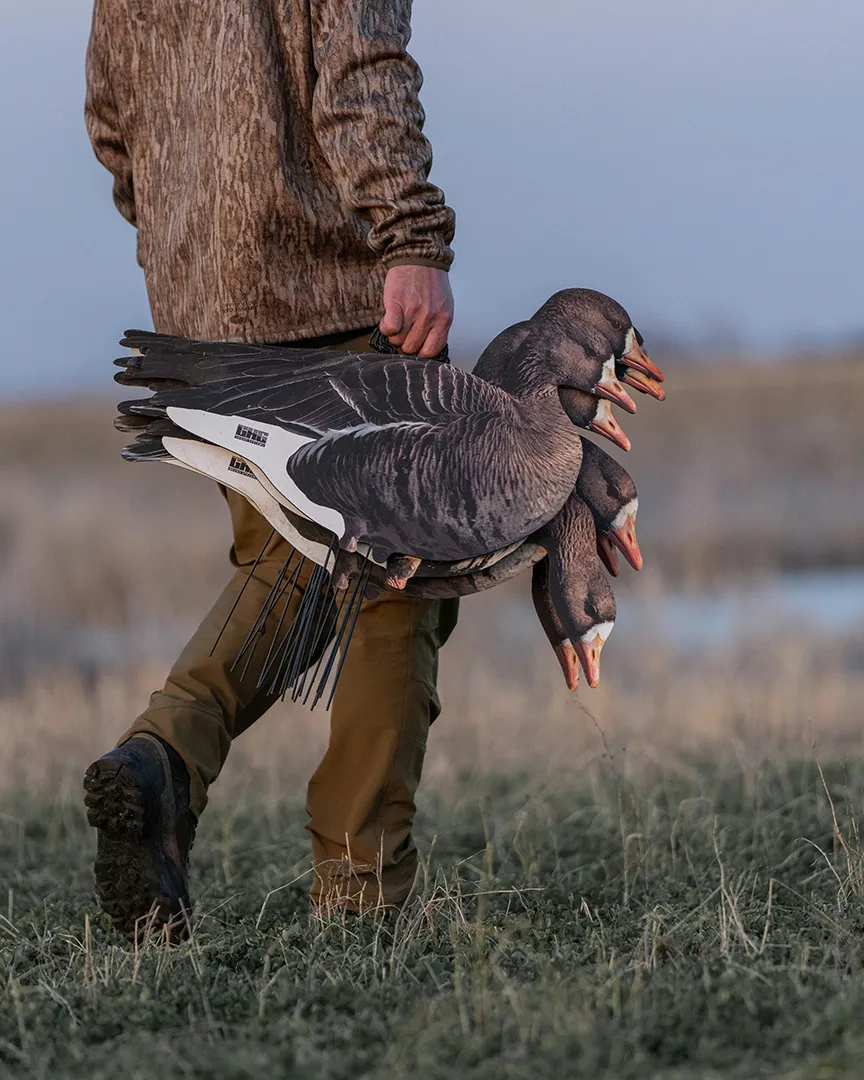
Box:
[532,495,617,688]
[558,390,632,452]
[473,322,633,451]
[502,318,636,413]
[532,288,665,398]
[577,439,643,572]
[533,323,637,414]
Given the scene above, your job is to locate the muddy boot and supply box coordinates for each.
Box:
[83,734,196,941]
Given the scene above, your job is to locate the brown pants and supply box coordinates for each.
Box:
[120,332,459,910]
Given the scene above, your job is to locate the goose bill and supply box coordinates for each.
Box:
[588,401,632,452]
[622,329,665,382]
[596,534,620,576]
[554,642,581,691]
[621,367,666,401]
[595,369,637,414]
[574,628,611,688]
[609,514,643,571]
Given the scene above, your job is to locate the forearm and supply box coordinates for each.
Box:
[311,0,455,269]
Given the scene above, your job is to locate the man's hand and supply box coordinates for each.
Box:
[379,265,454,359]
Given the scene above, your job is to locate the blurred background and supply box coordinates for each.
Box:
[1,0,863,798]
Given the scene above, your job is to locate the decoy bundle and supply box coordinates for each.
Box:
[115,288,665,704]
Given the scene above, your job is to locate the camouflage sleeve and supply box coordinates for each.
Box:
[84,0,136,227]
[310,0,455,270]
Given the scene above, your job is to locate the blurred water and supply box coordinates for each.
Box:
[622,569,864,648]
[505,568,864,650]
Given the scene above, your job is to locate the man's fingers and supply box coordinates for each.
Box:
[399,314,436,357]
[379,301,404,341]
[417,321,450,359]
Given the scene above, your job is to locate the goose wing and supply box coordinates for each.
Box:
[116,331,378,435]
[119,332,511,436]
[327,359,510,426]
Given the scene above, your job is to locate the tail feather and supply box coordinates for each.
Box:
[120,329,298,357]
[120,436,172,462]
[114,414,206,442]
[115,330,367,390]
[116,409,210,461]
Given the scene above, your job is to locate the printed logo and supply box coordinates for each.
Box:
[235,424,268,447]
[228,456,254,476]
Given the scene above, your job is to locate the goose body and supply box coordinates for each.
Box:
[118,334,596,564]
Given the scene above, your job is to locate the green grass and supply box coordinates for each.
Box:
[4,761,864,1079]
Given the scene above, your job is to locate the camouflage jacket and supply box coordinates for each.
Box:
[85,0,455,341]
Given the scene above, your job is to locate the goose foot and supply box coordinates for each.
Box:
[331,549,363,591]
[330,550,386,598]
[385,555,423,590]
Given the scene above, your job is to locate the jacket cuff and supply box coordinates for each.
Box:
[383,255,453,272]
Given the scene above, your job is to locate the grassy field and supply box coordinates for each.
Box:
[2,359,864,1077]
[6,760,864,1078]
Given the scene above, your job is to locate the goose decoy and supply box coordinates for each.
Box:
[475,289,664,410]
[530,493,616,688]
[400,491,616,690]
[114,288,654,699]
[116,316,633,572]
[404,438,641,687]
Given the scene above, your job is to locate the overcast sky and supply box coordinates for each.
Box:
[1,0,862,396]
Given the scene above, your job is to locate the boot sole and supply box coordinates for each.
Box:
[83,742,188,939]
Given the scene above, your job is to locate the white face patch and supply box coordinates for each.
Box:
[624,327,637,356]
[601,355,617,384]
[581,621,614,643]
[592,399,612,424]
[611,498,639,529]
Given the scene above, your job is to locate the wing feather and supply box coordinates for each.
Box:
[329,361,509,427]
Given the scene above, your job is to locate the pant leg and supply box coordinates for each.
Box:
[307,592,460,911]
[119,491,330,817]
[121,326,460,869]
[301,328,460,909]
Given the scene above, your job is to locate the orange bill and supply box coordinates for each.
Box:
[595,367,637,414]
[622,330,665,382]
[609,514,643,571]
[554,642,581,691]
[621,366,665,401]
[573,633,607,688]
[588,401,631,451]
